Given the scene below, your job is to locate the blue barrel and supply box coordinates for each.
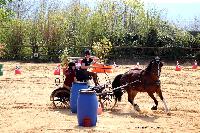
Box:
[77,89,98,127]
[70,82,89,113]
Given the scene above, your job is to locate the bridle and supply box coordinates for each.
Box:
[151,57,160,79]
[153,57,161,86]
[155,57,161,78]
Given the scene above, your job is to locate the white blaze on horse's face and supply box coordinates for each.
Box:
[154,57,161,78]
[157,61,160,78]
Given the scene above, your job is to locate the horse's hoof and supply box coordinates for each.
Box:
[166,112,171,116]
[151,106,157,110]
[134,104,141,112]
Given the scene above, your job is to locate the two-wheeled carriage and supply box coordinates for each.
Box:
[50,61,118,110]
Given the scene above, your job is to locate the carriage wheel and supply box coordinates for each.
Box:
[99,92,115,110]
[50,89,70,109]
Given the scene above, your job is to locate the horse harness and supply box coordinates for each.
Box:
[135,59,161,90]
[140,72,161,90]
[144,58,161,89]
[114,57,162,91]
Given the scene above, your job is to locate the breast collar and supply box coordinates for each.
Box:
[140,70,161,87]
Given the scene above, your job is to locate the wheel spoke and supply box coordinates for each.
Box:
[51,89,70,109]
[55,101,62,105]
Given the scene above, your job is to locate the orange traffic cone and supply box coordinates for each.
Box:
[192,60,198,69]
[175,61,181,71]
[131,62,140,69]
[113,62,116,68]
[97,103,103,115]
[136,62,140,68]
[15,66,21,74]
[54,64,60,75]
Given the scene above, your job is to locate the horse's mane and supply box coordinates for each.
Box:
[144,60,153,73]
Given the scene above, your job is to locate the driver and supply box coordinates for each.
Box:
[78,49,99,86]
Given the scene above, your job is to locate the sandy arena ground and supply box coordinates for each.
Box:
[0,61,200,133]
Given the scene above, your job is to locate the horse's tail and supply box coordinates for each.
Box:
[112,74,123,102]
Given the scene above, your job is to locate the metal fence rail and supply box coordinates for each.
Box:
[0,45,200,62]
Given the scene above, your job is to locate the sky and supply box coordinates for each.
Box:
[27,0,200,30]
[141,0,200,29]
[79,0,200,29]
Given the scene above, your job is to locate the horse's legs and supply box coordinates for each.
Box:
[127,90,140,112]
[147,92,158,110]
[157,89,169,113]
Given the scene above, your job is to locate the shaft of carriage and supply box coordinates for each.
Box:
[89,80,139,110]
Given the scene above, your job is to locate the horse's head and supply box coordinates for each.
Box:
[146,56,163,78]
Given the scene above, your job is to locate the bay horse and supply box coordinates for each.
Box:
[112,57,169,114]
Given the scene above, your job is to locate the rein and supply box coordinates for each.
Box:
[95,80,140,96]
[112,80,140,91]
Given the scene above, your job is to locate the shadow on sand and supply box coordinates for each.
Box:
[107,108,161,123]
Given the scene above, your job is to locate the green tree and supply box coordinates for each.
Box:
[92,37,112,62]
[0,0,13,22]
